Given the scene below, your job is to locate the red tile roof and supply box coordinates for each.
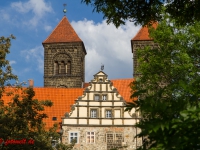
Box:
[132,22,158,41]
[2,79,135,129]
[43,16,82,44]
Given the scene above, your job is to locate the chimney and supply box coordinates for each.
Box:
[28,79,34,87]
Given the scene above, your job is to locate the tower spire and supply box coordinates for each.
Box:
[63,4,67,16]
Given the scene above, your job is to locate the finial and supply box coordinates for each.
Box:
[101,64,104,71]
[63,4,67,16]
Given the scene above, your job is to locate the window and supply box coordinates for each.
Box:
[99,78,103,82]
[86,132,95,143]
[60,61,66,74]
[69,132,78,143]
[102,95,107,101]
[94,95,100,101]
[67,61,71,74]
[91,109,97,118]
[54,61,59,75]
[52,117,57,121]
[106,110,112,118]
[106,133,123,149]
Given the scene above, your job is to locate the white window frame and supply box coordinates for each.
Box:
[106,110,112,118]
[90,109,97,118]
[86,132,95,144]
[68,132,79,143]
[102,95,107,101]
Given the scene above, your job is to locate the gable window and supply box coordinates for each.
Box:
[94,95,100,101]
[69,132,79,143]
[106,110,112,118]
[91,109,97,118]
[86,132,95,143]
[102,95,107,101]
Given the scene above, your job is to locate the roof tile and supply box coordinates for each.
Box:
[132,23,158,41]
[43,16,82,44]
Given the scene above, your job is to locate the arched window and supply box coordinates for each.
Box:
[67,61,71,74]
[54,61,59,75]
[60,61,66,74]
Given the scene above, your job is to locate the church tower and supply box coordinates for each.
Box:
[131,23,157,78]
[42,16,86,88]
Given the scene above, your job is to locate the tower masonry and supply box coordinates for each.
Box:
[43,16,86,88]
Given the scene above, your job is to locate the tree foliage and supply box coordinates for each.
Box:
[82,0,200,27]
[0,36,74,149]
[126,15,200,149]
[0,35,17,98]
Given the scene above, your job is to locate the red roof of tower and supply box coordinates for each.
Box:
[132,22,158,41]
[43,16,82,44]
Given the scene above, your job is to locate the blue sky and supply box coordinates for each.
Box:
[0,0,141,87]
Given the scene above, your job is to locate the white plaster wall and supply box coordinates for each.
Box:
[101,102,112,106]
[124,119,135,125]
[63,119,77,124]
[79,119,87,124]
[89,119,99,124]
[114,109,121,118]
[78,102,87,105]
[79,107,87,117]
[101,84,106,91]
[70,107,77,117]
[114,102,124,106]
[114,94,121,100]
[101,119,112,125]
[114,119,122,125]
[81,94,87,100]
[96,84,100,91]
[89,102,100,106]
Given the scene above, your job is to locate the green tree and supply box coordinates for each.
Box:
[0,35,17,98]
[126,15,200,149]
[82,0,200,27]
[0,36,74,149]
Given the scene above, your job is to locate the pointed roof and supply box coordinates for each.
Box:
[132,22,158,41]
[43,16,82,44]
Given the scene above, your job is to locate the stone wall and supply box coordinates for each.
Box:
[62,126,142,150]
[43,42,86,88]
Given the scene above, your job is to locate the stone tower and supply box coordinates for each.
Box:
[131,23,157,78]
[42,16,87,88]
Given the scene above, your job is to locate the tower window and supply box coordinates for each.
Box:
[67,61,71,74]
[60,61,66,74]
[54,61,59,75]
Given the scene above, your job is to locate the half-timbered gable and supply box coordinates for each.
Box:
[62,71,142,150]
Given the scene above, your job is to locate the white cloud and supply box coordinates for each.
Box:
[11,0,53,27]
[71,19,141,81]
[21,46,44,73]
[9,60,16,65]
[44,25,52,32]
